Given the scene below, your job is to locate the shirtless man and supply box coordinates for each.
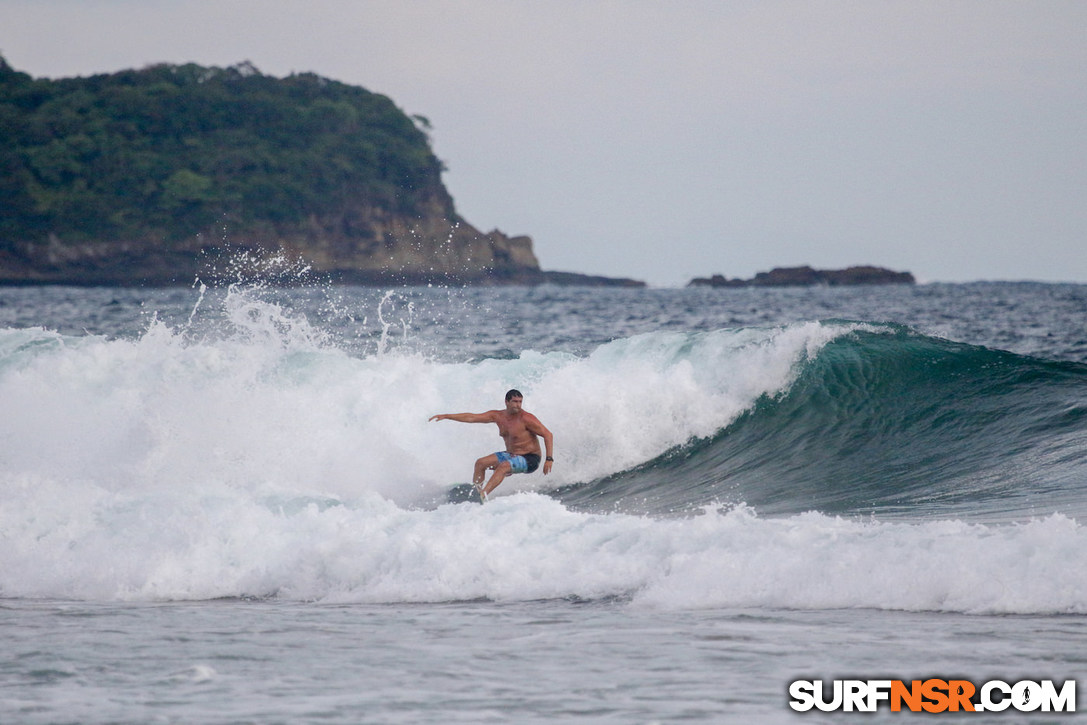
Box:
[429,389,554,500]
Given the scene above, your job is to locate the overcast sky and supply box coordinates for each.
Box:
[3,1,1086,286]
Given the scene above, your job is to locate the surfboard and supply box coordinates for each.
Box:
[447,483,484,504]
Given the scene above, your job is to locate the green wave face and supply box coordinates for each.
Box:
[558,327,1087,523]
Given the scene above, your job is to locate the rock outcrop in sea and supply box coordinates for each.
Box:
[688,265,915,288]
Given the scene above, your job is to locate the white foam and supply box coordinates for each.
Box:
[0,289,862,501]
[633,507,1087,614]
[2,477,1085,613]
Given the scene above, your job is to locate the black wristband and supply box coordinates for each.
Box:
[545,456,554,461]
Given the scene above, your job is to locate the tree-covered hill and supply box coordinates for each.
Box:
[0,55,445,241]
[0,56,550,285]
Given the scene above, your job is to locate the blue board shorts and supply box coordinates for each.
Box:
[495,451,541,474]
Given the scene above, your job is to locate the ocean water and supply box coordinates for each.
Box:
[2,276,1087,723]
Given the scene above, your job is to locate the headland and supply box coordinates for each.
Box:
[0,57,642,287]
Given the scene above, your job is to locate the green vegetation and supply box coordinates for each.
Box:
[0,55,447,246]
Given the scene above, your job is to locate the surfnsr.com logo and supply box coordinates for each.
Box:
[789,679,1076,713]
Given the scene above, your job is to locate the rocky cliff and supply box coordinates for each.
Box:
[0,195,543,286]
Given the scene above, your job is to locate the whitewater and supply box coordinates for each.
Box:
[2,280,1086,722]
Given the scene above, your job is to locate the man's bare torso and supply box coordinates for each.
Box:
[494,409,542,456]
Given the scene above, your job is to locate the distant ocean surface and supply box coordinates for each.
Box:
[2,276,1087,723]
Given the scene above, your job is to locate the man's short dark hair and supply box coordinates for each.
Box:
[505,389,523,402]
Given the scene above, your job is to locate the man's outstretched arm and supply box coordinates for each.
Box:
[429,411,497,423]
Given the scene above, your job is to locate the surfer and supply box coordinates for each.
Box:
[429,389,554,501]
